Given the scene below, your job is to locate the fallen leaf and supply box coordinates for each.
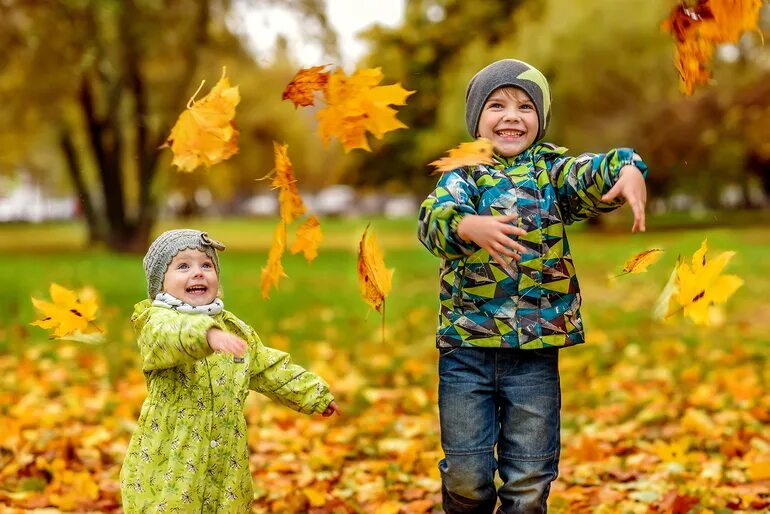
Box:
[31,283,102,339]
[291,215,322,262]
[261,221,287,299]
[317,67,414,152]
[163,67,240,171]
[271,142,306,224]
[282,65,331,108]
[357,223,393,313]
[619,248,664,275]
[429,139,495,173]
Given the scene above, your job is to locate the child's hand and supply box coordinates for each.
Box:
[322,401,341,417]
[207,328,247,357]
[456,213,528,268]
[601,165,647,233]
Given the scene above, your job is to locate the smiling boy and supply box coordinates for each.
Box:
[417,59,648,513]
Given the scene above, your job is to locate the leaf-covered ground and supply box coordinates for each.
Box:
[1,220,769,513]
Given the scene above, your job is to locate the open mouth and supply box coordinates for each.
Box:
[496,129,525,138]
[186,285,208,295]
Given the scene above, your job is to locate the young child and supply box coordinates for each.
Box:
[120,229,340,512]
[417,59,647,513]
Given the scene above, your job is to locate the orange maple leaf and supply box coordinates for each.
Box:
[261,222,288,299]
[429,139,495,173]
[290,215,322,262]
[357,223,393,313]
[616,248,664,276]
[163,67,240,171]
[272,142,306,224]
[282,65,331,108]
[662,0,762,95]
[317,67,414,152]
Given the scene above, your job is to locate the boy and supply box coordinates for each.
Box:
[417,59,647,513]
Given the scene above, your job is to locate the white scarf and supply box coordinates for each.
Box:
[153,292,224,316]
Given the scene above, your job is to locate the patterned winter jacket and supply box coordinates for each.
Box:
[418,142,647,349]
[120,300,333,513]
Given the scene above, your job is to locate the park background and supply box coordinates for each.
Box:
[1,0,770,512]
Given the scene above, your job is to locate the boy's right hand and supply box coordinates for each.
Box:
[456,213,528,268]
[207,328,247,357]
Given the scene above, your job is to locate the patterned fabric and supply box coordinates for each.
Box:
[152,292,224,315]
[120,300,334,513]
[418,142,647,350]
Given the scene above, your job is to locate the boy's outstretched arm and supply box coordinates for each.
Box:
[600,165,647,232]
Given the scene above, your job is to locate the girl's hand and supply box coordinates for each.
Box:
[322,401,341,417]
[601,165,647,232]
[456,213,528,268]
[207,328,247,357]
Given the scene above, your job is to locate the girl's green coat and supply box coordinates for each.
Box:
[120,300,333,513]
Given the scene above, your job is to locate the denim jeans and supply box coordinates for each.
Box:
[437,347,561,514]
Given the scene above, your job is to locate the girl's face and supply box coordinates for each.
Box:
[162,249,219,306]
[477,87,539,157]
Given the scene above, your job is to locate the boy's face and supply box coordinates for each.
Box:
[162,249,219,306]
[477,87,539,157]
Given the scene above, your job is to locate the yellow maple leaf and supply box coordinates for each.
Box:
[662,0,762,95]
[317,67,414,152]
[655,239,743,326]
[302,485,328,507]
[261,222,288,299]
[31,283,103,340]
[290,215,322,262]
[271,142,307,224]
[282,65,331,108]
[357,223,393,313]
[163,67,240,172]
[429,139,496,174]
[618,248,664,276]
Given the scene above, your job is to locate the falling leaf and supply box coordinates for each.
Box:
[261,222,287,299]
[357,223,393,313]
[282,65,331,108]
[662,0,762,95]
[618,248,664,276]
[162,67,240,171]
[429,139,495,173]
[271,142,306,224]
[290,215,322,262]
[317,67,414,152]
[30,283,103,340]
[655,239,743,326]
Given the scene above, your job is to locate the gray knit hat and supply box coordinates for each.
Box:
[465,59,552,141]
[143,229,225,298]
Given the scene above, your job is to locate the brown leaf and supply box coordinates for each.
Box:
[283,65,331,107]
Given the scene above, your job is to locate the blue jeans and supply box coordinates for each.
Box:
[438,347,561,514]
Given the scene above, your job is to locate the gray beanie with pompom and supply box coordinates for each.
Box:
[143,229,225,298]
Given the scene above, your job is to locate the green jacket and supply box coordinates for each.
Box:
[120,300,333,513]
[418,143,647,349]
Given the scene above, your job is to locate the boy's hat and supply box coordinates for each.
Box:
[143,229,226,298]
[465,59,551,141]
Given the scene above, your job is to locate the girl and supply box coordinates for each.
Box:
[120,228,340,512]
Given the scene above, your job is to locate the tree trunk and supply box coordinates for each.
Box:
[59,129,104,243]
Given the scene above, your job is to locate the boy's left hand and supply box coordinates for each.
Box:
[322,401,341,417]
[601,165,647,232]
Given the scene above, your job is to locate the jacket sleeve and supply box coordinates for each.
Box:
[417,168,481,259]
[248,334,333,415]
[134,307,219,372]
[548,148,648,224]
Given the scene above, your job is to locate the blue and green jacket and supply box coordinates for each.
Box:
[418,142,647,349]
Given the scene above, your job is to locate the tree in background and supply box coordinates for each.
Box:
[0,0,338,251]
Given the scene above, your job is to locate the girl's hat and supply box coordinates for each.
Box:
[465,59,551,141]
[143,229,225,298]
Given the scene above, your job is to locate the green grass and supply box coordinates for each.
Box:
[4,216,768,372]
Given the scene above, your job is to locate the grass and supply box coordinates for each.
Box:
[3,215,769,370]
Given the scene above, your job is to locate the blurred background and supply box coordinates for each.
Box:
[2,1,770,512]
